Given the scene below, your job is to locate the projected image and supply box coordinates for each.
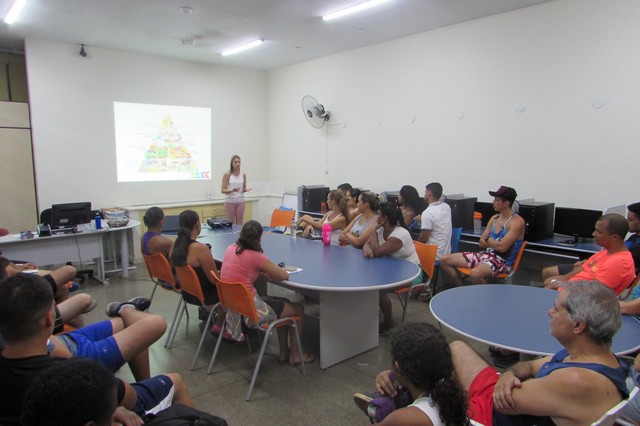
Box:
[114,102,211,182]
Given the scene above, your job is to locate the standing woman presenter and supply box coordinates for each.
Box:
[221,155,249,224]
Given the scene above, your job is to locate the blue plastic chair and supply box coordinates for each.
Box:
[432,227,462,295]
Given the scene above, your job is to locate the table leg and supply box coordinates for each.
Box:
[119,228,129,278]
[318,289,379,369]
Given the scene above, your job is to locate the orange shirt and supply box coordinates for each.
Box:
[570,250,635,295]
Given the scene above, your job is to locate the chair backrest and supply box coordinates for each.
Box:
[413,241,438,279]
[40,208,52,226]
[509,241,527,273]
[143,253,177,288]
[451,227,462,252]
[619,272,640,300]
[270,208,296,229]
[175,265,206,303]
[213,274,260,324]
[591,386,639,426]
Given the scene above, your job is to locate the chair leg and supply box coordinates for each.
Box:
[432,266,440,295]
[290,322,306,376]
[191,303,217,371]
[166,301,187,349]
[149,282,158,303]
[246,325,275,401]
[207,317,227,375]
[396,291,408,323]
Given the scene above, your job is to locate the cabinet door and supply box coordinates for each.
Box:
[202,204,226,219]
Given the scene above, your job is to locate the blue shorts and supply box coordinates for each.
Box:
[131,374,175,415]
[64,320,124,372]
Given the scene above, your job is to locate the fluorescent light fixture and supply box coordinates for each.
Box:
[322,0,391,21]
[221,39,263,56]
[3,0,27,24]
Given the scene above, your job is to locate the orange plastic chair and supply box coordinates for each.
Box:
[264,208,296,234]
[142,253,187,348]
[457,241,527,282]
[168,265,219,360]
[203,273,306,401]
[393,242,438,322]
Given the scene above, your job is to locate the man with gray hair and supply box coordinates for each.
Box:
[450,281,629,425]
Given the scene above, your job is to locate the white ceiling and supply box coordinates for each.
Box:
[0,0,550,70]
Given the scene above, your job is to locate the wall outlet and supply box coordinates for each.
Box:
[207,192,214,200]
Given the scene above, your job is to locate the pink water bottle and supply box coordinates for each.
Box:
[322,222,332,246]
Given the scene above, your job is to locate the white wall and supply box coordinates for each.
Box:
[266,0,640,209]
[25,39,268,211]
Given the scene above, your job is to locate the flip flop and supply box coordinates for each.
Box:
[289,353,314,366]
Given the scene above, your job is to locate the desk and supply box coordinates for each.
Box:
[430,285,640,356]
[200,230,421,368]
[0,220,140,282]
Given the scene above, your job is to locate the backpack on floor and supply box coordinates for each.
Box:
[143,404,228,426]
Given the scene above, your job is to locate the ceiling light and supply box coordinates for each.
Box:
[221,39,263,56]
[323,0,391,21]
[4,0,27,24]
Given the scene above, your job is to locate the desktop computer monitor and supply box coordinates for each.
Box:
[51,202,93,229]
[553,207,602,244]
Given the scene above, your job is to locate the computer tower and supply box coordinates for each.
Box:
[445,196,477,230]
[518,201,554,242]
[297,185,330,213]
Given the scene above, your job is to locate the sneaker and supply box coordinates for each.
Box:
[353,392,377,421]
[105,296,151,317]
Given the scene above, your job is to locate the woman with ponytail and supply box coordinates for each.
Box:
[359,323,469,425]
[169,210,225,333]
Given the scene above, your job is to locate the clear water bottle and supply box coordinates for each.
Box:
[95,212,102,230]
[291,219,296,239]
[473,211,482,234]
[322,222,332,245]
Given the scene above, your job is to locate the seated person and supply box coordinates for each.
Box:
[354,323,468,425]
[439,186,525,285]
[296,189,349,244]
[363,202,420,331]
[221,220,314,365]
[337,182,353,195]
[345,187,362,222]
[21,358,132,426]
[0,274,193,425]
[0,256,95,332]
[543,203,640,282]
[397,185,426,233]
[417,182,452,261]
[339,191,379,248]
[545,214,635,295]
[170,210,225,335]
[141,206,174,258]
[451,281,628,425]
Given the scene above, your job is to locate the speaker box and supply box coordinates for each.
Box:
[518,202,554,242]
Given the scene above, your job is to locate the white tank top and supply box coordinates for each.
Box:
[225,173,244,203]
[410,395,443,426]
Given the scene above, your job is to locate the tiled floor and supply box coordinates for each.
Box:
[79,265,490,425]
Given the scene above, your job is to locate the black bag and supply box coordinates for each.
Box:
[143,404,228,426]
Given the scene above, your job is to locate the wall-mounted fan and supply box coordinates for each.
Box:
[302,95,331,129]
